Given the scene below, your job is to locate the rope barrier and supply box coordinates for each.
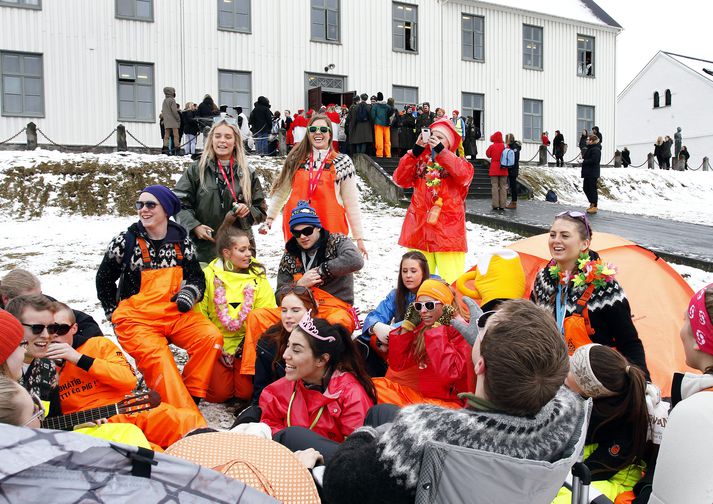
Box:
[124,129,152,149]
[37,128,117,151]
[0,127,27,145]
[688,160,704,171]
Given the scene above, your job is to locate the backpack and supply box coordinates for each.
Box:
[545,189,558,202]
[500,147,515,167]
[356,103,370,123]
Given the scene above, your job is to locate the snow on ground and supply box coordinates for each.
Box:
[1,151,712,428]
[520,165,713,226]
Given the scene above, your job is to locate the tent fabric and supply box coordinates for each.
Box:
[0,425,278,503]
[507,232,696,396]
[165,432,321,504]
[415,398,592,504]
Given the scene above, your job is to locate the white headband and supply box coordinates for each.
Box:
[570,344,617,398]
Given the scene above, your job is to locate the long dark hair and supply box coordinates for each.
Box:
[298,318,377,404]
[264,286,319,370]
[588,345,649,476]
[395,251,429,321]
[214,225,265,277]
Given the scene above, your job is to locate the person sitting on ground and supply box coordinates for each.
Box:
[372,279,472,408]
[359,251,431,376]
[649,283,713,503]
[197,224,276,404]
[554,343,650,503]
[531,211,650,376]
[0,309,25,381]
[240,201,364,382]
[260,314,376,461]
[323,299,587,504]
[96,185,222,411]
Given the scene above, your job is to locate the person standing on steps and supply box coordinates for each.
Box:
[581,134,601,214]
[504,133,521,209]
[485,131,508,211]
[553,130,565,167]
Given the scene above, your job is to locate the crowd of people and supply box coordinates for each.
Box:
[1,110,710,503]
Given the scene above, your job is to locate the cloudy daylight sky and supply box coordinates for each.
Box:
[592,0,710,94]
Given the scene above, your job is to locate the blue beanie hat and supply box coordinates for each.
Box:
[289,200,322,230]
[141,185,181,217]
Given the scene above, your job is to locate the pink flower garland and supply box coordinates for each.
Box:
[213,276,255,332]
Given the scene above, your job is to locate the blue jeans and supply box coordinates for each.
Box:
[255,135,268,155]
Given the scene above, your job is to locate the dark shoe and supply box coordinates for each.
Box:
[161,147,169,155]
[191,395,202,406]
[505,201,517,209]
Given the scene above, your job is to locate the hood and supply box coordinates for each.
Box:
[163,87,176,98]
[129,220,187,244]
[256,96,271,108]
[672,372,713,406]
[490,131,503,143]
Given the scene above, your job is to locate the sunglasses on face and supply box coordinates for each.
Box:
[21,323,71,336]
[23,393,45,426]
[291,226,317,238]
[135,201,159,210]
[308,126,330,134]
[556,210,592,239]
[413,300,443,312]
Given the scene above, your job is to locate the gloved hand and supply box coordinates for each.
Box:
[371,323,392,345]
[401,304,422,332]
[170,285,200,313]
[451,297,484,346]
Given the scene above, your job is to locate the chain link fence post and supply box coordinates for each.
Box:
[614,150,621,168]
[117,124,127,151]
[26,122,37,150]
[538,144,547,166]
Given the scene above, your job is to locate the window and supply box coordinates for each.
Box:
[522,99,543,142]
[218,70,251,111]
[462,14,484,61]
[117,61,154,122]
[393,2,418,53]
[523,24,543,70]
[665,89,671,106]
[218,0,251,33]
[0,0,41,9]
[461,92,484,131]
[577,35,594,76]
[653,91,660,108]
[392,85,418,111]
[577,105,595,134]
[1,52,44,117]
[116,0,152,21]
[311,0,339,42]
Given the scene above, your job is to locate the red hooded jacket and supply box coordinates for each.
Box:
[485,131,508,176]
[259,370,374,442]
[393,146,473,252]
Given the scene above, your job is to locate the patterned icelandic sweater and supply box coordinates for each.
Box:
[530,250,649,376]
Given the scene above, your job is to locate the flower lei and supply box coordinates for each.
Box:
[213,276,255,332]
[548,252,617,288]
[424,160,446,199]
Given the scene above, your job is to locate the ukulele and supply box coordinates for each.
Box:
[41,390,161,431]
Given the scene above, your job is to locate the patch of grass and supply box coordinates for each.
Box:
[41,259,75,275]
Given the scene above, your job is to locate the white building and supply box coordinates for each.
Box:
[1,0,620,159]
[617,51,713,169]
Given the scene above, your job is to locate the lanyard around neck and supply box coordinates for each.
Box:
[556,283,568,335]
[307,151,330,202]
[217,157,238,203]
[287,385,325,430]
[301,250,318,272]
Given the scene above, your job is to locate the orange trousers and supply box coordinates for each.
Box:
[373,377,463,409]
[374,124,391,158]
[206,355,254,403]
[110,403,206,449]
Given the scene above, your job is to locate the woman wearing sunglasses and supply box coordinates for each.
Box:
[261,113,367,258]
[174,117,267,264]
[531,211,649,375]
[373,279,473,408]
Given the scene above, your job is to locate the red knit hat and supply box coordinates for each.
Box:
[430,119,461,152]
[0,309,24,366]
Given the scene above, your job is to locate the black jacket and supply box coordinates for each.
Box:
[196,97,219,118]
[581,142,601,178]
[181,110,200,135]
[249,96,273,136]
[661,139,673,158]
[252,335,286,404]
[579,134,588,150]
[415,111,435,129]
[553,133,565,155]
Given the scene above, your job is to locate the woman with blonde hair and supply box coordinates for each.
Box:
[259,113,367,257]
[175,117,267,263]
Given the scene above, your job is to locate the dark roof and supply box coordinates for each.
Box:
[580,0,622,28]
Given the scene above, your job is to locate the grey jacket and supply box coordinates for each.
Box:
[161,87,181,129]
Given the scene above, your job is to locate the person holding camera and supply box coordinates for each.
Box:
[392,119,473,283]
[174,117,267,264]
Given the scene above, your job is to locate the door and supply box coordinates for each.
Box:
[341,91,356,108]
[308,87,322,111]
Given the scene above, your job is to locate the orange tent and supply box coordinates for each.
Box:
[507,232,695,396]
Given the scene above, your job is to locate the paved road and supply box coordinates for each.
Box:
[464,199,713,269]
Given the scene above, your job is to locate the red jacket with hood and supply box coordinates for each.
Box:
[485,131,508,176]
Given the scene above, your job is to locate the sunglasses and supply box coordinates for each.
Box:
[308,126,330,134]
[23,393,45,426]
[21,323,72,336]
[476,310,497,335]
[213,115,239,127]
[291,226,317,238]
[277,284,317,307]
[413,300,443,312]
[556,210,592,239]
[135,201,159,210]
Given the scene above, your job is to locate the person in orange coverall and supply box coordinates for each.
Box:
[96,185,222,411]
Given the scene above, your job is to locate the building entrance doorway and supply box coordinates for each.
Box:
[305,73,355,110]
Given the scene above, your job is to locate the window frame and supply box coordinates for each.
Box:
[218,69,252,112]
[392,2,418,54]
[664,89,671,106]
[576,104,595,135]
[116,60,155,123]
[0,0,41,9]
[1,51,45,118]
[522,98,543,143]
[115,0,154,22]
[653,91,660,108]
[217,0,252,34]
[577,34,595,77]
[461,92,485,131]
[392,84,419,111]
[461,13,484,62]
[522,24,543,71]
[311,0,340,44]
